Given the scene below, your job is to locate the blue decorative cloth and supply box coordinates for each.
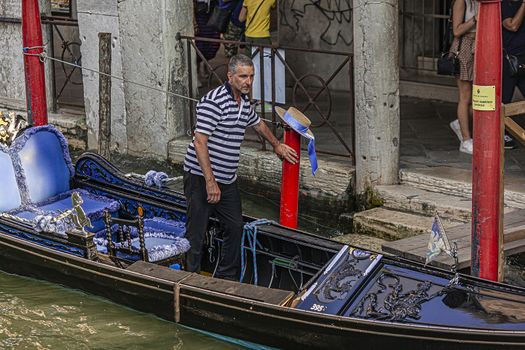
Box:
[282,112,318,176]
[93,217,189,262]
[144,170,169,189]
[240,219,275,285]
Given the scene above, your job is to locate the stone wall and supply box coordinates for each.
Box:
[77,0,192,159]
[0,0,53,111]
[278,0,352,91]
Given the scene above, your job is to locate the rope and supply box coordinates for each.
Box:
[21,47,283,126]
[22,48,200,102]
[240,219,274,285]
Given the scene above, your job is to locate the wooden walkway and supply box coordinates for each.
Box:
[382,209,525,270]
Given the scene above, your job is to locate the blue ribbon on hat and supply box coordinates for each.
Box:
[283,112,318,176]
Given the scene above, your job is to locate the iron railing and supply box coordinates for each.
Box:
[0,15,83,111]
[177,34,355,161]
[399,0,452,83]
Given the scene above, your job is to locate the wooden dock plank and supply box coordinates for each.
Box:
[382,209,525,270]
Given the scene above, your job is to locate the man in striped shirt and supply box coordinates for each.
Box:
[183,54,297,280]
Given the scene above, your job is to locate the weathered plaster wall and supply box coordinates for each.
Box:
[353,0,400,194]
[77,0,127,153]
[117,0,192,159]
[278,0,352,91]
[77,0,192,159]
[0,0,53,112]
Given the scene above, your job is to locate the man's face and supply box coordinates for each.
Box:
[228,64,254,95]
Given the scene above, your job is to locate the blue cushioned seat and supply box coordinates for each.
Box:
[2,126,121,235]
[93,217,189,262]
[0,151,21,212]
[8,189,120,233]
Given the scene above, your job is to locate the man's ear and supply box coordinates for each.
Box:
[227,71,233,81]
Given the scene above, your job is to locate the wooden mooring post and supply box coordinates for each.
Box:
[98,32,112,160]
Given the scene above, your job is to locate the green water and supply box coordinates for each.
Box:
[0,271,240,350]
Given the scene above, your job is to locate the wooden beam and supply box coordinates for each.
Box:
[502,101,525,117]
[504,116,525,146]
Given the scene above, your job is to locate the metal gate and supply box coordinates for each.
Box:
[177,34,355,161]
[399,0,453,83]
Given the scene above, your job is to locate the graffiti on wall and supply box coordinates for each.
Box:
[281,0,352,46]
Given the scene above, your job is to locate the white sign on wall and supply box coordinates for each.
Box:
[252,48,285,104]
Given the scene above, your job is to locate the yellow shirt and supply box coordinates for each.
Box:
[243,0,276,38]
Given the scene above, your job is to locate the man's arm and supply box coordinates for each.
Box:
[193,132,221,204]
[503,1,525,32]
[253,121,299,164]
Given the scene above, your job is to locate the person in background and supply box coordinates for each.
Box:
[449,0,477,155]
[501,0,525,150]
[183,54,297,280]
[239,0,276,51]
[195,0,221,84]
[222,0,245,58]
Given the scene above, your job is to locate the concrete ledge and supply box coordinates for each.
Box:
[168,139,355,200]
[376,184,472,222]
[400,81,458,103]
[400,167,525,209]
[353,207,462,241]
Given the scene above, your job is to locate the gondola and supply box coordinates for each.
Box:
[0,114,524,350]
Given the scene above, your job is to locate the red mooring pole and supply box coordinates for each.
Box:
[471,0,504,282]
[280,128,301,228]
[22,0,48,126]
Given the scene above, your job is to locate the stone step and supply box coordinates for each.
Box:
[352,207,462,241]
[400,166,525,209]
[376,184,472,223]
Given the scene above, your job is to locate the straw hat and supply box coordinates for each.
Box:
[274,106,314,139]
[274,106,318,176]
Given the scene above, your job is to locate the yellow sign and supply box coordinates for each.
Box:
[472,85,496,111]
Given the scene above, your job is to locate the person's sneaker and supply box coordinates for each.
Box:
[459,139,473,155]
[504,134,517,150]
[449,119,462,142]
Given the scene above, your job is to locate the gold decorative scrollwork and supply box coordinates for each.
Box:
[0,112,28,147]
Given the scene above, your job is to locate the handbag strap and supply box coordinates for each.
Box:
[245,0,266,30]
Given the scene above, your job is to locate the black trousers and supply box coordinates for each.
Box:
[183,172,243,280]
[503,55,525,104]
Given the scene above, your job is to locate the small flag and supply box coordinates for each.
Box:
[425,214,454,265]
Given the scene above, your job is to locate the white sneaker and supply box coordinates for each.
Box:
[450,119,462,142]
[459,139,473,155]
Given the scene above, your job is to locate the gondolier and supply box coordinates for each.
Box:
[183,54,298,280]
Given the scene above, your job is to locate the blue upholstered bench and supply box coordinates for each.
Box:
[0,123,189,262]
[0,125,120,232]
[93,217,189,263]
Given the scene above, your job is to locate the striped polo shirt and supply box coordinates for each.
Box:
[184,83,260,184]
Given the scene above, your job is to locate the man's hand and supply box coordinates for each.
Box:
[274,143,299,164]
[206,178,221,204]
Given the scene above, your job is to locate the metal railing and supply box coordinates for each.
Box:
[0,15,83,111]
[399,0,452,83]
[43,15,83,110]
[177,34,355,161]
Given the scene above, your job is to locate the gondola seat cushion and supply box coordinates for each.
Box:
[2,125,120,233]
[18,127,72,203]
[0,150,21,212]
[8,189,120,233]
[93,218,189,262]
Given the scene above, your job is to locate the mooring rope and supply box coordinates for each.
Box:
[240,219,274,285]
[22,47,281,125]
